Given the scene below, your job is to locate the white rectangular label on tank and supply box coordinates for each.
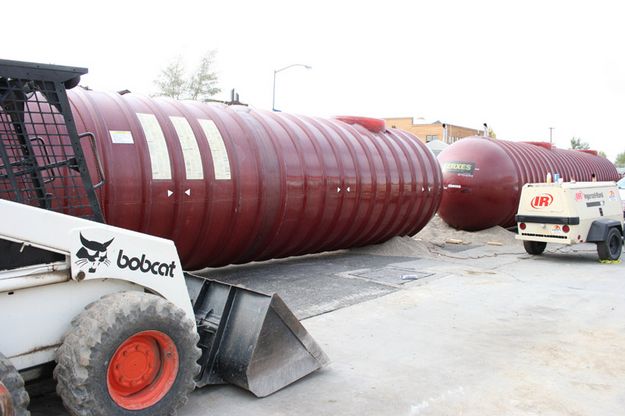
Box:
[169,116,204,180]
[109,130,134,144]
[136,113,172,180]
[198,119,231,180]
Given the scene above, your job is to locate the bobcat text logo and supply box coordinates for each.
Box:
[117,250,177,277]
[75,233,114,273]
[530,193,554,209]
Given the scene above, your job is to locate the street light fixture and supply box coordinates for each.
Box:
[272,64,312,112]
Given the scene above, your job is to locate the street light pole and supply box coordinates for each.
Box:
[549,127,554,144]
[272,63,312,112]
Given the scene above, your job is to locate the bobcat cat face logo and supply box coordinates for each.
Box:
[75,233,114,273]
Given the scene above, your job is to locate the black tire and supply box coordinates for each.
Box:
[597,228,623,261]
[54,292,200,416]
[0,352,30,416]
[523,240,547,255]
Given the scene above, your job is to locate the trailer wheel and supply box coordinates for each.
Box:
[54,292,200,416]
[523,240,547,255]
[0,352,30,416]
[597,228,623,261]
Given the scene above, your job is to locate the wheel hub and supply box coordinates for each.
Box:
[0,381,14,416]
[609,234,619,255]
[107,330,179,410]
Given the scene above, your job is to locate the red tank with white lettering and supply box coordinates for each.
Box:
[65,89,443,268]
[437,136,618,231]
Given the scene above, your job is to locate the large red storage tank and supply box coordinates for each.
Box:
[437,136,619,231]
[64,89,442,269]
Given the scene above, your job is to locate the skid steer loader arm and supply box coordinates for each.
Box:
[188,274,329,397]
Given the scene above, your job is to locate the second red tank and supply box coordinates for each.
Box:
[67,89,443,269]
[437,136,619,231]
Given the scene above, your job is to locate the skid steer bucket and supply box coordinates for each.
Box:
[190,276,329,397]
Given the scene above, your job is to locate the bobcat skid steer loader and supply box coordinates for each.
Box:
[0,59,328,416]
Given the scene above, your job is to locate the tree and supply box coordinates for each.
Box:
[487,127,496,139]
[598,150,607,158]
[154,57,186,99]
[187,51,221,101]
[615,151,625,167]
[154,50,220,101]
[570,137,590,150]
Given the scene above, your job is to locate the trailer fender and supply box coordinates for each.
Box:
[587,219,623,242]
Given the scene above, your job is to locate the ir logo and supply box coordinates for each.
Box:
[530,193,554,209]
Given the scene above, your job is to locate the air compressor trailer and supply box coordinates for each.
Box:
[515,181,624,260]
[0,60,328,416]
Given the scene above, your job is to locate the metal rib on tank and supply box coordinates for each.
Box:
[437,136,618,231]
[65,89,442,269]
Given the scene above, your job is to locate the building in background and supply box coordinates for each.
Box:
[385,117,484,144]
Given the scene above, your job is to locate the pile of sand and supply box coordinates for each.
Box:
[352,236,434,257]
[414,215,518,246]
[352,215,520,258]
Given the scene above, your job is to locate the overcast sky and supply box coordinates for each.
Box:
[6,0,624,160]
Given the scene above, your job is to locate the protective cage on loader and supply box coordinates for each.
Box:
[0,60,103,222]
[0,59,328,416]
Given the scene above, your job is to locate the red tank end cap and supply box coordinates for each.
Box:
[334,116,386,133]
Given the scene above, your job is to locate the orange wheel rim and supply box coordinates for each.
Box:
[106,330,179,410]
[0,381,13,416]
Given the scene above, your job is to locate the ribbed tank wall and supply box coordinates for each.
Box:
[437,136,618,231]
[66,89,442,269]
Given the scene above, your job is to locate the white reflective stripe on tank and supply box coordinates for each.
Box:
[170,116,204,180]
[198,119,231,180]
[137,113,172,180]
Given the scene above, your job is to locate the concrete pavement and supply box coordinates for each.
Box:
[186,243,625,416]
[29,241,625,415]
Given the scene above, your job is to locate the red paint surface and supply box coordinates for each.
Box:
[437,136,619,231]
[66,89,442,268]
